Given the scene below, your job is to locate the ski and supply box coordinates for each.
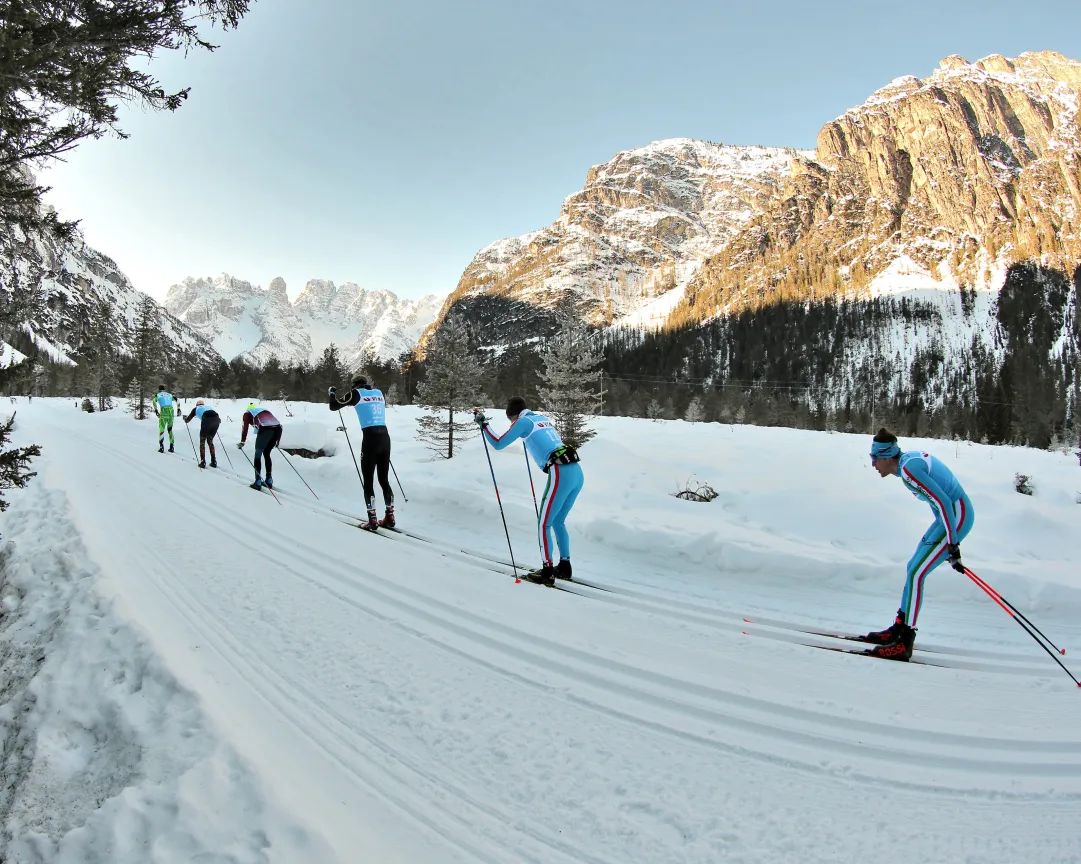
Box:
[800,641,952,668]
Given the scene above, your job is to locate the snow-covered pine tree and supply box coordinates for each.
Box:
[415,318,484,458]
[684,395,705,423]
[538,304,602,448]
[124,378,143,417]
[0,413,39,517]
[386,382,400,406]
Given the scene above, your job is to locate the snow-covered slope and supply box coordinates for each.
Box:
[5,399,1079,862]
[1,222,217,366]
[165,274,446,367]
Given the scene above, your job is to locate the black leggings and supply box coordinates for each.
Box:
[361,426,393,511]
[199,412,220,461]
[254,425,283,478]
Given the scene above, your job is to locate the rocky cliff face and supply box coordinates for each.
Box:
[165,274,445,368]
[427,139,805,349]
[0,221,216,366]
[679,51,1081,321]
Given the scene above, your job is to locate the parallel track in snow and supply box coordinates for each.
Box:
[86,439,1081,807]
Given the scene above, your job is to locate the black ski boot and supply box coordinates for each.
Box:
[863,609,906,645]
[250,475,263,490]
[168,443,174,453]
[198,460,206,469]
[158,442,165,453]
[209,460,218,468]
[868,625,916,662]
[555,559,572,580]
[525,565,556,587]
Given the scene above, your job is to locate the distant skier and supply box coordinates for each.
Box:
[238,403,282,490]
[475,397,583,586]
[183,399,220,468]
[153,385,178,453]
[329,376,393,531]
[863,428,975,661]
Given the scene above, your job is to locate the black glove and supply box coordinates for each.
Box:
[947,543,964,573]
[472,408,488,427]
[328,387,336,395]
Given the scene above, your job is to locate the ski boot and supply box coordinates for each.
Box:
[555,558,572,580]
[868,624,916,662]
[250,476,264,490]
[525,565,556,587]
[209,460,218,468]
[168,443,174,453]
[862,609,907,645]
[198,459,206,469]
[360,509,379,532]
[158,442,165,453]
[265,476,273,489]
[379,507,396,529]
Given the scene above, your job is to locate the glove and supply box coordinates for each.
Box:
[328,387,336,395]
[947,543,964,573]
[237,441,246,449]
[472,408,488,427]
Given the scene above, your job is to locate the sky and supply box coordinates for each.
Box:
[39,0,1081,304]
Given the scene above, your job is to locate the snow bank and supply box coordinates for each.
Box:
[0,482,324,862]
[279,419,333,455]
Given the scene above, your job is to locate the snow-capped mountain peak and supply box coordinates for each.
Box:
[165,275,446,368]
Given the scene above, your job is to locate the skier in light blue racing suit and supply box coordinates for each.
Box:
[475,396,584,586]
[863,427,975,662]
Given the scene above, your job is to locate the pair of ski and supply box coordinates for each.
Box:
[743,618,951,666]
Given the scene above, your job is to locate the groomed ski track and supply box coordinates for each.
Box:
[20,402,1081,863]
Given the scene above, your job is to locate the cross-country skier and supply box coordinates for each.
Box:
[183,399,221,468]
[329,376,393,531]
[475,396,583,586]
[238,403,282,490]
[153,385,178,453]
[863,428,975,661]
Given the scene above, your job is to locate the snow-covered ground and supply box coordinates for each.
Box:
[2,398,1080,863]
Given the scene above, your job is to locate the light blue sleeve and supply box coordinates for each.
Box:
[902,458,959,543]
[483,416,531,451]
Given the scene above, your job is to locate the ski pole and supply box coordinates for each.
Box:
[183,415,200,463]
[389,459,408,502]
[338,409,364,487]
[217,432,234,470]
[524,444,539,519]
[964,567,1068,656]
[276,446,319,499]
[237,442,282,506]
[964,567,1078,686]
[475,410,521,582]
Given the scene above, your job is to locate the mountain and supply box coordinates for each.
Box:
[430,51,1081,344]
[0,218,218,368]
[165,274,446,368]
[424,138,808,349]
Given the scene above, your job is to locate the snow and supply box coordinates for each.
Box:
[0,342,27,368]
[2,399,1080,862]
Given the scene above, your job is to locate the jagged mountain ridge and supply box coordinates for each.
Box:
[423,138,808,350]
[429,50,1081,362]
[0,220,217,367]
[165,274,446,367]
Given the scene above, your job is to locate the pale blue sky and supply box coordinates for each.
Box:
[40,0,1080,302]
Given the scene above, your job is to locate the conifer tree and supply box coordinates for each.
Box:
[129,296,162,420]
[538,304,602,448]
[415,319,483,458]
[0,413,40,517]
[0,0,253,233]
[684,395,705,423]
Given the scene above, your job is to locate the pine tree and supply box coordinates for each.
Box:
[90,298,118,411]
[316,343,347,391]
[538,305,603,448]
[0,413,40,517]
[684,395,705,422]
[129,296,163,420]
[415,319,484,458]
[0,0,253,233]
[386,382,400,406]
